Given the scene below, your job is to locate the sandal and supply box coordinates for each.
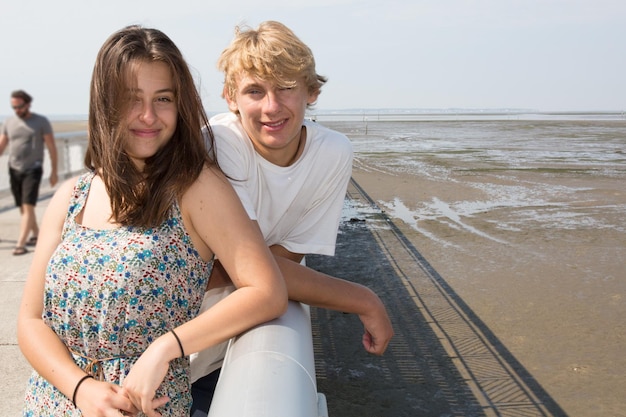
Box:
[13,246,28,256]
[26,236,38,246]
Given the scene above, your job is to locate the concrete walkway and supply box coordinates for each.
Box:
[0,188,53,416]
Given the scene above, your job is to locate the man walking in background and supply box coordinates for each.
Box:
[0,90,57,255]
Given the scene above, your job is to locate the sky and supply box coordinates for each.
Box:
[1,0,625,118]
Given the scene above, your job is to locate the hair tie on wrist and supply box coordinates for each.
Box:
[170,329,185,358]
[72,374,93,407]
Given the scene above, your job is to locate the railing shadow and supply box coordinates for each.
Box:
[306,178,568,417]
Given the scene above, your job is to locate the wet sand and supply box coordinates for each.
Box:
[309,163,625,416]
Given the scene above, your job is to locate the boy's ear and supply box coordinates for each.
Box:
[223,86,239,113]
[307,89,320,105]
[226,98,239,113]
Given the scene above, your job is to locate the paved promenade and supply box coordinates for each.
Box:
[0,179,570,416]
[0,187,54,416]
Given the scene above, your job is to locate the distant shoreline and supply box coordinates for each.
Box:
[307,109,626,122]
[51,120,88,133]
[2,109,625,125]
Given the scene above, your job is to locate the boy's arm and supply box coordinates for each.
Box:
[207,251,393,355]
[273,255,393,355]
[205,218,393,354]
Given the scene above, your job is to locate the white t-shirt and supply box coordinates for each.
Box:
[210,111,353,255]
[190,112,353,382]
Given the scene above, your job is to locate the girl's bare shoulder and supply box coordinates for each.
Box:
[49,175,82,207]
[186,164,231,196]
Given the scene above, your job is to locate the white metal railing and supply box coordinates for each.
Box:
[207,301,328,417]
[0,132,88,200]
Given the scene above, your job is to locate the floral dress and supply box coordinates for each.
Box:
[23,172,213,416]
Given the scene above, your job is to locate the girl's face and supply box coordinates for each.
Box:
[124,61,177,170]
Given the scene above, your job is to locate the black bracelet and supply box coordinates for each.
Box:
[170,329,185,358]
[72,374,93,407]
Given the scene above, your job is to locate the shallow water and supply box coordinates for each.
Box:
[323,117,626,238]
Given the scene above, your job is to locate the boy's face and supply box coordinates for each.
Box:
[226,74,318,166]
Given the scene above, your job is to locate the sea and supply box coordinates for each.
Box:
[312,110,626,242]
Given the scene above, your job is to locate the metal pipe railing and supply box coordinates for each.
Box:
[208,301,328,417]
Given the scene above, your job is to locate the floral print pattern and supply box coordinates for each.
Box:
[23,172,212,416]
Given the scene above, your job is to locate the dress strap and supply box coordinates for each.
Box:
[61,171,96,239]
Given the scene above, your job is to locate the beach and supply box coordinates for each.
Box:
[309,117,626,416]
[48,120,88,133]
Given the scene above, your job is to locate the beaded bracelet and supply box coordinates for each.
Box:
[72,374,93,407]
[170,329,185,358]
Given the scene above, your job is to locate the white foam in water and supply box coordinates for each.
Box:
[335,115,626,244]
[379,197,463,249]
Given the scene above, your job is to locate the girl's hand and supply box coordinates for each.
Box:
[74,378,139,417]
[121,334,176,416]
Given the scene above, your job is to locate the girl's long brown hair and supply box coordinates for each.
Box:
[85,25,215,228]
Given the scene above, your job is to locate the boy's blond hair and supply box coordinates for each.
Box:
[218,21,327,107]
